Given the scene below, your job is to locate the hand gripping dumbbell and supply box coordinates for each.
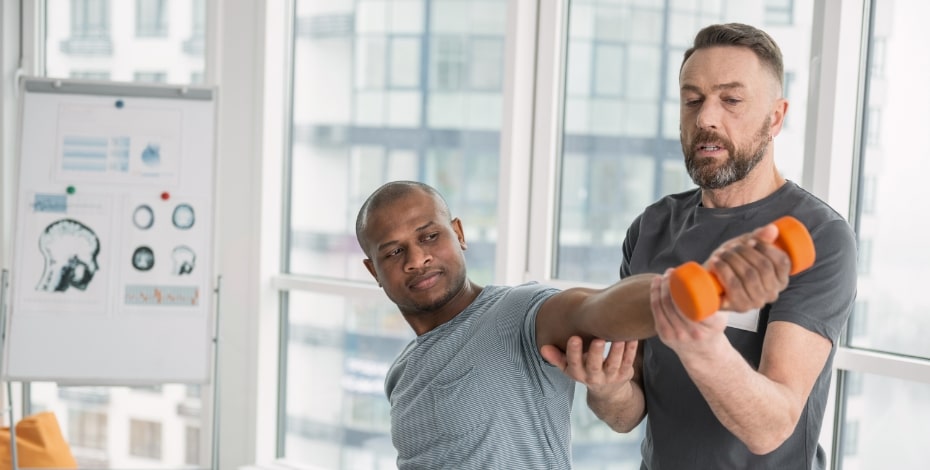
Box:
[668,216,816,322]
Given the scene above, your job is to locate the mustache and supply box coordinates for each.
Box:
[690,129,734,152]
[408,268,442,285]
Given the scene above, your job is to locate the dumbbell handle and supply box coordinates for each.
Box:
[668,216,815,321]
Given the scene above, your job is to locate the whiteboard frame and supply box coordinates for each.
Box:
[3,77,218,386]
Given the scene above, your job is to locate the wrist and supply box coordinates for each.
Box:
[587,380,635,407]
[676,332,732,371]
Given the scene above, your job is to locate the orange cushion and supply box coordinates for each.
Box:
[0,411,78,469]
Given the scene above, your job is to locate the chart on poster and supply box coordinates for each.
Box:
[3,78,217,384]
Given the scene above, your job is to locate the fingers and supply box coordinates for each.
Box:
[585,338,609,373]
[542,336,638,389]
[706,229,791,313]
[616,340,638,372]
[653,271,687,330]
[539,344,568,370]
[751,222,779,244]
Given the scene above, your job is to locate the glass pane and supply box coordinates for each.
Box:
[836,371,930,468]
[34,4,209,468]
[46,0,206,84]
[287,0,506,286]
[557,1,814,283]
[30,383,203,468]
[284,291,414,468]
[847,0,930,359]
[559,2,817,467]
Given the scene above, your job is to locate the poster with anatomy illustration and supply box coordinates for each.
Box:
[4,78,217,385]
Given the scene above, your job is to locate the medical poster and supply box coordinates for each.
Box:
[3,78,217,384]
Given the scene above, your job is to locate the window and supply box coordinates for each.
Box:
[844,0,930,360]
[60,0,112,55]
[834,1,930,467]
[764,0,795,26]
[129,419,163,459]
[68,409,108,450]
[136,0,168,37]
[556,1,814,284]
[183,0,205,55]
[47,0,205,84]
[282,0,508,467]
[70,0,109,39]
[837,373,930,466]
[133,71,168,83]
[545,2,819,465]
[70,70,111,80]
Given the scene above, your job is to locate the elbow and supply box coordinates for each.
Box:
[746,438,787,456]
[609,417,645,434]
[744,419,799,455]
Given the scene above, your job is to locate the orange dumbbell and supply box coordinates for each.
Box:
[668,216,816,322]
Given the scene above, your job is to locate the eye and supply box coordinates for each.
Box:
[422,232,440,242]
[723,97,742,105]
[385,247,404,258]
[683,97,703,107]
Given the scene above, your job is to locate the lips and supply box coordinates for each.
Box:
[409,270,441,290]
[694,141,729,157]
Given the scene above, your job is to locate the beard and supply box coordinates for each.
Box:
[682,116,772,190]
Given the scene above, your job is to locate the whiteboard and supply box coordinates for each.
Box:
[2,78,217,385]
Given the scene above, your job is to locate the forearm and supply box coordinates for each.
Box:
[680,336,801,454]
[586,380,646,433]
[578,273,658,341]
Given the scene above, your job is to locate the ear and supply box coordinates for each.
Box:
[363,258,380,285]
[769,97,789,138]
[451,218,468,250]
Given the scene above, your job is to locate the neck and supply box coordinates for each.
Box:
[403,280,483,336]
[701,161,786,209]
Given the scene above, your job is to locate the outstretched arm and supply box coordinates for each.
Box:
[535,273,658,350]
[537,222,793,433]
[536,222,791,351]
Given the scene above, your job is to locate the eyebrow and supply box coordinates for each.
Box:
[681,82,746,94]
[375,220,437,253]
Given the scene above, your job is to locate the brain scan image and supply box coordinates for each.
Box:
[36,218,101,292]
[172,203,195,230]
[172,245,196,275]
[132,246,155,271]
[133,204,154,230]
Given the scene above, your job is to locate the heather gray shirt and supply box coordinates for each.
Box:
[620,181,857,470]
[385,283,575,469]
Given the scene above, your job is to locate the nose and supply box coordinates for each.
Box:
[695,101,721,130]
[404,245,432,271]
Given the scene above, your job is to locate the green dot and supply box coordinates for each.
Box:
[66,186,76,195]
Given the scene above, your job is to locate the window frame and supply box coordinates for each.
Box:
[6,0,930,469]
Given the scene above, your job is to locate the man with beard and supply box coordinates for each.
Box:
[356,180,794,469]
[540,23,857,469]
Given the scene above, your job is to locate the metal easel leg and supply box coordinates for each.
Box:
[5,381,17,470]
[210,275,222,470]
[1,269,18,470]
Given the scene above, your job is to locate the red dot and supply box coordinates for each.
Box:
[161,192,170,200]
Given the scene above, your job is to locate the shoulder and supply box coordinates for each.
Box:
[642,187,701,217]
[626,187,701,241]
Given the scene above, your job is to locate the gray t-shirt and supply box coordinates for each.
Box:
[620,181,857,470]
[385,283,575,469]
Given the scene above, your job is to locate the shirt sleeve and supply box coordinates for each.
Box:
[768,218,858,343]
